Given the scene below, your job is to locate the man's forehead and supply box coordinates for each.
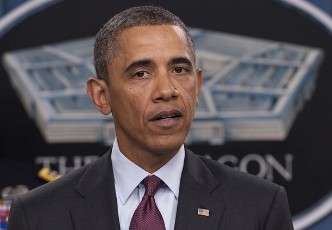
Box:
[118,25,186,42]
[114,25,194,60]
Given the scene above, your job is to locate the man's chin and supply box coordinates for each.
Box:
[148,137,185,156]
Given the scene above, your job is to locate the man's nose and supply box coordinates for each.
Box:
[153,72,179,102]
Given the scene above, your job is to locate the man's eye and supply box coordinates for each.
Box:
[174,67,187,74]
[135,71,149,78]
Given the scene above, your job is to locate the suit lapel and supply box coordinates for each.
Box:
[70,150,120,230]
[68,148,225,230]
[174,149,225,230]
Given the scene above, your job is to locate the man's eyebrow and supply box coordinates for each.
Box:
[124,59,153,73]
[169,56,194,67]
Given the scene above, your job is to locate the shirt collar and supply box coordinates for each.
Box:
[111,138,185,205]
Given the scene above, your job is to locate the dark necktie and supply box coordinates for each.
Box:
[129,175,166,230]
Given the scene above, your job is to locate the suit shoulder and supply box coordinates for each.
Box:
[18,163,87,205]
[19,152,109,205]
[197,154,280,194]
[184,152,293,229]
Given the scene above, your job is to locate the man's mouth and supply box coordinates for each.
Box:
[150,110,183,122]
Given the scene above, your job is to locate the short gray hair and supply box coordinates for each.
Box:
[94,6,194,82]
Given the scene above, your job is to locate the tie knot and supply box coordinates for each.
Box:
[143,175,163,196]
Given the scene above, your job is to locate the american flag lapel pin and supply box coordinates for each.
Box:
[197,208,210,217]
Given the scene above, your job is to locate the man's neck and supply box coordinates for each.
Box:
[120,148,178,173]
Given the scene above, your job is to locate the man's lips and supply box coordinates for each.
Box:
[149,110,183,122]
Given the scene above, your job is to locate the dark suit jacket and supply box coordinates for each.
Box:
[7,149,294,230]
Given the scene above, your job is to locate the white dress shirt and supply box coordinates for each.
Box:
[111,138,185,230]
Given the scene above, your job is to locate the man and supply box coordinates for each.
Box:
[7,6,294,230]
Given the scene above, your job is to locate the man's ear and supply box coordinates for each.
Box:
[86,77,112,115]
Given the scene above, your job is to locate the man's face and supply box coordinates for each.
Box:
[106,25,202,158]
